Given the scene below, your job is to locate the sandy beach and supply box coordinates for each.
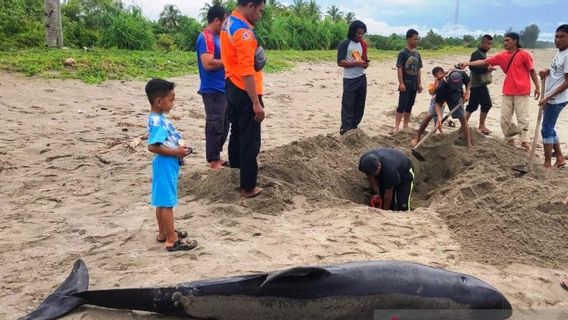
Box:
[1,49,567,319]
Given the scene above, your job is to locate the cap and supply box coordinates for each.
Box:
[447,71,463,90]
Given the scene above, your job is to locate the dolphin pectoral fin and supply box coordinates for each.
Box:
[21,259,89,320]
[258,267,331,290]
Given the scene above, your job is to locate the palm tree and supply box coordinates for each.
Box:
[199,0,235,23]
[326,5,343,22]
[291,0,306,14]
[306,0,320,19]
[344,12,355,24]
[45,0,64,47]
[159,4,182,30]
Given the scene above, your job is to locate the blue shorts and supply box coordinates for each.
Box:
[151,155,180,207]
[428,99,446,120]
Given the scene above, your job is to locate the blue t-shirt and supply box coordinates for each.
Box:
[196,29,225,94]
[147,112,183,150]
[147,112,183,207]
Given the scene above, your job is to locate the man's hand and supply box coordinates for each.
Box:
[456,62,468,70]
[534,87,541,100]
[417,84,423,93]
[463,91,470,103]
[436,118,443,129]
[539,69,550,80]
[356,61,368,68]
[253,102,265,122]
[539,96,550,107]
[488,66,497,72]
[398,83,406,92]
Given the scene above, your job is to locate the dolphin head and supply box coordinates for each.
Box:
[455,274,513,319]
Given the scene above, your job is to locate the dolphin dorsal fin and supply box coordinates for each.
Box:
[258,267,330,290]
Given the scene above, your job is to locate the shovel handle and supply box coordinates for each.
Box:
[526,78,546,172]
[412,102,464,150]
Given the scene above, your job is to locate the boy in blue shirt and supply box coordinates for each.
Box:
[146,79,197,252]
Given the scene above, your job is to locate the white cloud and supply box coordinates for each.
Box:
[124,0,206,20]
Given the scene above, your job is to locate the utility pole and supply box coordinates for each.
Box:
[454,0,460,25]
[45,0,64,48]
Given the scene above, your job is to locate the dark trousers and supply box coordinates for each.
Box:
[341,75,367,133]
[397,86,418,113]
[202,92,230,162]
[226,79,262,190]
[379,178,414,211]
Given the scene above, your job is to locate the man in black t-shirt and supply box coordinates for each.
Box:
[394,29,423,133]
[358,148,415,211]
[411,70,473,149]
[466,34,496,135]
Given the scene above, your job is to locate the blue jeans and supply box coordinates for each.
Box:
[541,102,567,144]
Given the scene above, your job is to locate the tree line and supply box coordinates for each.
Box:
[0,0,552,52]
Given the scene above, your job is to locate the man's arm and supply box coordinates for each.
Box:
[530,69,541,100]
[397,67,406,92]
[382,188,394,210]
[367,175,380,195]
[540,73,568,106]
[417,68,423,93]
[242,75,265,122]
[200,53,224,71]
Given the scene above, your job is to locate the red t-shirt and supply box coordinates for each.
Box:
[486,49,534,96]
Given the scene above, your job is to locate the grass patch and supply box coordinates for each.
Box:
[0,47,472,84]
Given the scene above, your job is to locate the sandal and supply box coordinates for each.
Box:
[157,230,188,243]
[221,160,230,167]
[166,239,197,252]
[479,128,492,135]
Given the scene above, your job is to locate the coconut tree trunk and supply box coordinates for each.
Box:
[45,0,64,47]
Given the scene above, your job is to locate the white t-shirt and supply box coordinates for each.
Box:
[344,41,366,79]
[545,49,568,104]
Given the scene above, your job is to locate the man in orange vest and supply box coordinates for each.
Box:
[220,0,266,198]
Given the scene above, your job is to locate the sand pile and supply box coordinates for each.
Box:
[183,128,567,269]
[414,130,568,269]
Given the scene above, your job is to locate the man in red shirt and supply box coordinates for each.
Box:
[220,0,265,198]
[460,32,540,152]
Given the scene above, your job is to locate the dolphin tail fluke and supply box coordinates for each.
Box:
[21,259,89,320]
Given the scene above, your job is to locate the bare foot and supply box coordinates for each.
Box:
[478,127,492,135]
[554,158,567,168]
[521,142,531,153]
[561,278,568,289]
[209,161,223,171]
[241,187,263,198]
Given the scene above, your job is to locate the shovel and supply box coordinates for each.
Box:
[512,78,546,174]
[411,102,464,161]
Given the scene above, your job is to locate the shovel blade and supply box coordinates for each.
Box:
[511,164,528,174]
[411,149,426,162]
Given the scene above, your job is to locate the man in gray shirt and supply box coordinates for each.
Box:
[337,20,369,135]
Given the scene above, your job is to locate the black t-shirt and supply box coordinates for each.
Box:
[396,48,423,86]
[435,71,470,109]
[359,148,413,190]
[470,48,489,88]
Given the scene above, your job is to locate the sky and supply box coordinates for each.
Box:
[125,0,566,41]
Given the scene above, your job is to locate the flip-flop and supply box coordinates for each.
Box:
[166,239,197,252]
[221,160,230,167]
[479,129,492,135]
[157,230,188,243]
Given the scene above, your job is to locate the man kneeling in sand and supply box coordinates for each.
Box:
[411,70,473,149]
[358,148,415,211]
